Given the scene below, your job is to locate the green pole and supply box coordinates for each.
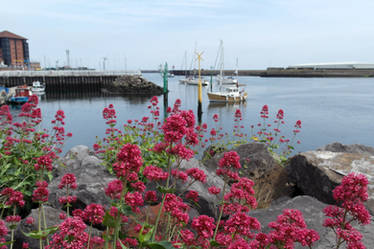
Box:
[163,62,169,120]
[163,62,168,94]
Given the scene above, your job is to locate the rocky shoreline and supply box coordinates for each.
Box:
[13,142,374,248]
[102,75,163,95]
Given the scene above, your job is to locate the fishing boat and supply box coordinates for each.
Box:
[208,41,247,103]
[8,85,33,104]
[31,81,45,94]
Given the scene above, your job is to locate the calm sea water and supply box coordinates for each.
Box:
[10,73,374,155]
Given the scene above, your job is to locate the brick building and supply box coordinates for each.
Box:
[0,30,30,68]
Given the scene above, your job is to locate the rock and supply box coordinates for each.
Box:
[203,143,293,208]
[14,206,62,249]
[49,145,116,210]
[318,142,374,155]
[14,206,101,249]
[288,148,374,214]
[250,196,374,249]
[103,75,163,95]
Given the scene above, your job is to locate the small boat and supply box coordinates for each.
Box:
[207,86,247,103]
[31,81,45,94]
[8,85,32,104]
[0,86,9,105]
[179,76,209,86]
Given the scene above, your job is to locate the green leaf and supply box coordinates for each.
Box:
[138,225,154,243]
[209,240,221,247]
[23,226,58,239]
[157,186,175,194]
[145,241,176,249]
[118,240,129,249]
[102,211,116,227]
[0,240,15,246]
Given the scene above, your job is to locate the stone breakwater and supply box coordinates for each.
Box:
[102,75,163,95]
[12,142,374,249]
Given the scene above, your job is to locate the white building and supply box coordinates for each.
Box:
[287,62,374,70]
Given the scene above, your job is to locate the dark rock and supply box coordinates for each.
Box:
[14,206,101,249]
[49,145,116,211]
[318,142,374,155]
[288,149,374,214]
[103,75,163,95]
[14,206,62,249]
[203,143,293,208]
[250,196,374,249]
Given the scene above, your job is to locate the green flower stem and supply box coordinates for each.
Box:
[168,224,178,241]
[152,193,166,242]
[41,204,50,245]
[38,204,43,249]
[9,206,16,249]
[165,214,171,238]
[104,227,109,249]
[152,143,173,242]
[113,179,127,248]
[213,180,227,241]
[87,224,92,249]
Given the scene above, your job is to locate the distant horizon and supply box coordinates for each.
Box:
[3,0,374,70]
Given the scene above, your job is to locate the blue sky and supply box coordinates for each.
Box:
[2,0,374,70]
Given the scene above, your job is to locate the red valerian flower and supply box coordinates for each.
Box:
[191,215,215,239]
[145,191,157,203]
[208,186,221,195]
[186,190,199,203]
[186,168,206,183]
[46,217,88,249]
[83,203,105,225]
[143,165,168,181]
[276,109,284,120]
[162,114,187,143]
[105,179,123,200]
[219,151,241,169]
[32,181,49,203]
[58,173,77,190]
[1,188,25,207]
[114,144,143,177]
[234,109,242,119]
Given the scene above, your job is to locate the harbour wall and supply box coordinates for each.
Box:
[0,70,141,93]
[168,69,374,77]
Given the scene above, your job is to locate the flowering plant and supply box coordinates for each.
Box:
[0,97,371,249]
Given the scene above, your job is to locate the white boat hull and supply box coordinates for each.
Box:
[207,91,247,103]
[179,78,209,86]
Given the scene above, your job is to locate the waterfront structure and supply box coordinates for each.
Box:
[287,62,374,70]
[0,30,30,68]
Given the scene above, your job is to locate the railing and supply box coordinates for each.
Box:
[0,70,142,77]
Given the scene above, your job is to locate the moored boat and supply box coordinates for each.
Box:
[179,76,209,86]
[207,86,247,103]
[8,85,33,104]
[31,81,45,94]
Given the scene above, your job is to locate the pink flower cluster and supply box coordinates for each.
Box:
[323,173,371,248]
[143,165,168,181]
[186,168,206,183]
[46,217,88,249]
[84,203,105,225]
[0,188,25,207]
[224,177,257,215]
[264,209,320,248]
[32,181,49,203]
[113,144,143,178]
